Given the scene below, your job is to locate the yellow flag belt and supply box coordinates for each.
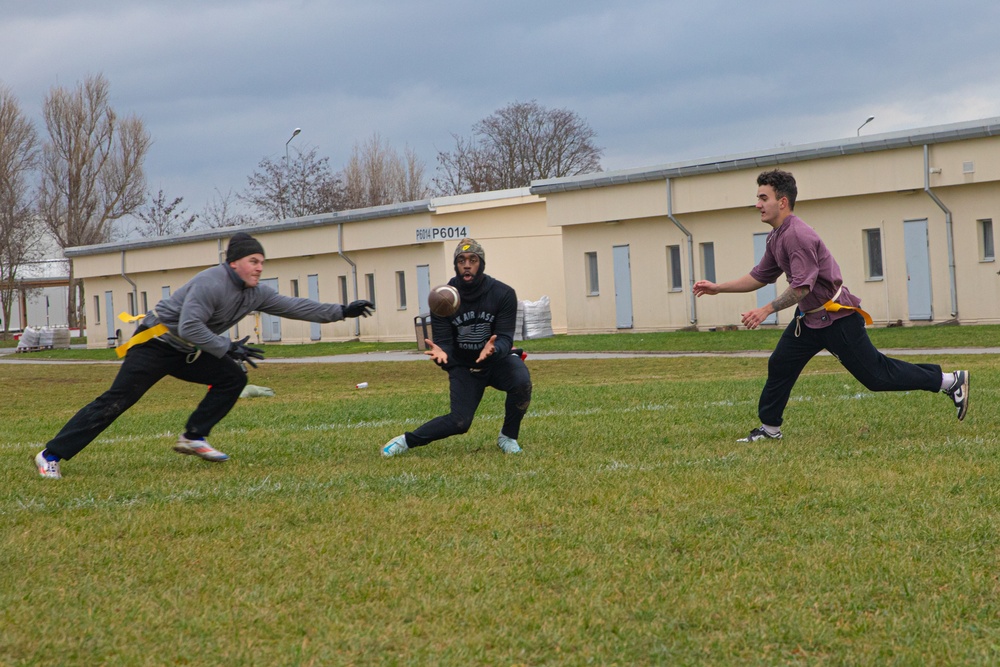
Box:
[795,286,873,337]
[115,312,168,358]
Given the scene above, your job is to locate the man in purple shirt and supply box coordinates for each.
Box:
[693,169,969,442]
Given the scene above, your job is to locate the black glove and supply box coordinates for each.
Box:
[227,336,264,368]
[344,300,375,318]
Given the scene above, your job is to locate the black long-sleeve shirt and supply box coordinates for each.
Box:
[430,274,517,369]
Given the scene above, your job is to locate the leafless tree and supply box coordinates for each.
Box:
[342,133,430,209]
[435,100,603,195]
[201,188,254,229]
[0,86,44,336]
[130,189,197,238]
[37,74,151,328]
[241,145,344,220]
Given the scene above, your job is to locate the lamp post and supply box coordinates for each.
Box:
[856,115,875,136]
[284,128,301,218]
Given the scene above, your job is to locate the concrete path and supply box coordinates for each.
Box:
[4,347,995,365]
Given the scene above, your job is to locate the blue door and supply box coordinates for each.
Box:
[753,233,778,325]
[903,219,933,320]
[613,245,633,329]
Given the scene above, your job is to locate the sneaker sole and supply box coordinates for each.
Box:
[173,445,229,462]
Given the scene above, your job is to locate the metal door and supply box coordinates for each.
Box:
[260,278,281,341]
[612,245,633,329]
[903,219,933,320]
[308,275,321,340]
[753,233,778,325]
[417,265,431,315]
[105,291,116,341]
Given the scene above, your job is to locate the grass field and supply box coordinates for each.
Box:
[2,331,999,665]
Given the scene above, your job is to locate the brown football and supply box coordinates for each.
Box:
[428,284,461,317]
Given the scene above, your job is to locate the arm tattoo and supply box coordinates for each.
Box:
[769,285,809,312]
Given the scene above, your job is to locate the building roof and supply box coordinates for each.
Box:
[529,116,1000,195]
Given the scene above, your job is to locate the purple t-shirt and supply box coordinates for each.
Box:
[749,214,862,329]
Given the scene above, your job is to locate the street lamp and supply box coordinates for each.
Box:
[856,115,875,136]
[284,128,301,218]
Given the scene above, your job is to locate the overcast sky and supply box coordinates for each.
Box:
[4,0,1000,222]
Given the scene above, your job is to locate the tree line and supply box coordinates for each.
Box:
[0,74,603,332]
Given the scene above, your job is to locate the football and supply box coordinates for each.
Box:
[428,284,461,317]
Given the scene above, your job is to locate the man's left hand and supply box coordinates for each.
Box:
[476,335,497,363]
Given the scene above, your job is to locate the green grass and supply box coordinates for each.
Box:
[4,322,999,362]
[2,348,998,665]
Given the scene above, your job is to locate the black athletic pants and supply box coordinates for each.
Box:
[406,354,532,447]
[46,339,248,460]
[759,312,942,427]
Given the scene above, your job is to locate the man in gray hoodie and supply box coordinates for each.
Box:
[34,232,374,479]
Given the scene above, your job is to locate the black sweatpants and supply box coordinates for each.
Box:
[759,312,942,427]
[406,354,532,447]
[46,339,248,460]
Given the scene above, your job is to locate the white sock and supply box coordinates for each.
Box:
[762,424,781,436]
[940,372,954,392]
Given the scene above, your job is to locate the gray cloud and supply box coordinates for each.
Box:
[3,0,999,218]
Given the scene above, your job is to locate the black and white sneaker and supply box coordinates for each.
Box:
[944,370,969,421]
[737,426,782,443]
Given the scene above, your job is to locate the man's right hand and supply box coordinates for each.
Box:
[693,280,719,297]
[344,300,375,318]
[227,336,265,368]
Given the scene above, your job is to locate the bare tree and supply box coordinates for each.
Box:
[201,188,254,229]
[342,134,430,209]
[241,145,344,220]
[0,86,44,337]
[130,189,197,238]
[37,74,151,328]
[435,100,603,195]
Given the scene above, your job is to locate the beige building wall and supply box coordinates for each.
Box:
[70,190,566,349]
[69,118,1000,345]
[537,121,1000,333]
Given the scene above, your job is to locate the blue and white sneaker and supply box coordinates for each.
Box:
[497,434,522,454]
[382,435,409,458]
[35,450,62,479]
[174,435,229,462]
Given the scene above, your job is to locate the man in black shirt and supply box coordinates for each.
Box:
[382,238,532,457]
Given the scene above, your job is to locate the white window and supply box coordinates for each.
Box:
[666,245,682,292]
[699,242,716,283]
[979,219,995,261]
[585,252,599,295]
[339,275,348,304]
[864,228,883,279]
[366,273,376,302]
[396,271,407,309]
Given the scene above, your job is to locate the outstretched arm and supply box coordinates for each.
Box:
[693,274,766,297]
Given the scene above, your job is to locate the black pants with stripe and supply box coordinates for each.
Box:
[759,312,942,427]
[46,339,248,460]
[406,354,532,448]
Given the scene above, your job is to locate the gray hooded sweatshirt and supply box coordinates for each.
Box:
[140,263,347,358]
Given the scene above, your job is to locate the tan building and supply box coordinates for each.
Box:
[68,117,1000,347]
[532,117,1000,333]
[68,189,565,349]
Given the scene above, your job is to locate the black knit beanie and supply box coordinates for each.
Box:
[226,232,265,263]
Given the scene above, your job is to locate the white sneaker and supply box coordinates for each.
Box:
[35,451,62,479]
[382,435,409,458]
[174,435,229,462]
[497,434,522,454]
